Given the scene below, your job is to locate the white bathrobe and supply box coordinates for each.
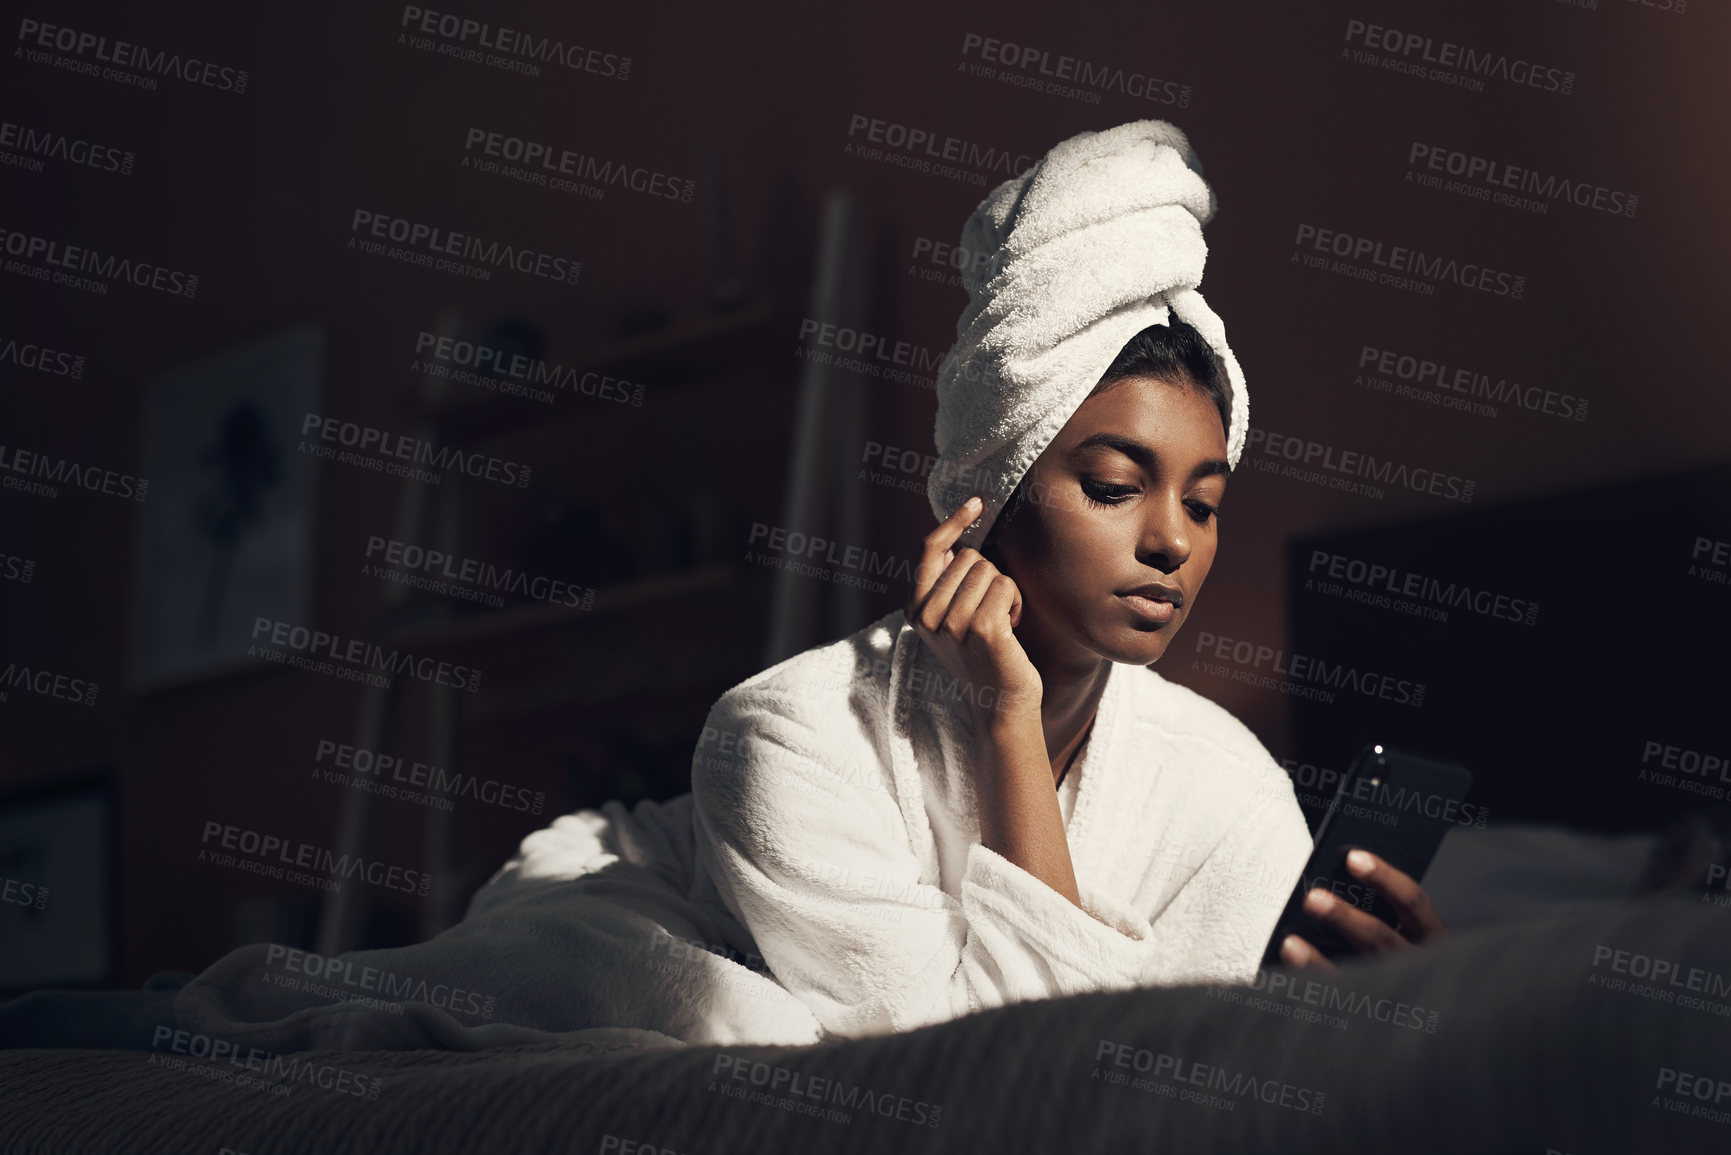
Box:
[687,608,1315,1040]
[169,607,1314,1051]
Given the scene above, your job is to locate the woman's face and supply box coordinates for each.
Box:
[988,374,1230,669]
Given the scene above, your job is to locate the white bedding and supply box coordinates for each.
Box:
[174,793,823,1053]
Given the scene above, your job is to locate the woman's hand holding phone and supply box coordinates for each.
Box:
[1279,849,1451,970]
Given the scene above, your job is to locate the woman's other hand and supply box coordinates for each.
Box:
[907,495,1042,722]
[1278,849,1450,971]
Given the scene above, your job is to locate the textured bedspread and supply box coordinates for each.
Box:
[5,894,1729,1154]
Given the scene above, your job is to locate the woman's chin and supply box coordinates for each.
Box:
[1089,622,1176,667]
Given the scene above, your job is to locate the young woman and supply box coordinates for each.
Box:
[686,121,1448,1042]
[82,121,1445,1059]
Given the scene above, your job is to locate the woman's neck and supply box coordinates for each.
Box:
[1016,609,1112,772]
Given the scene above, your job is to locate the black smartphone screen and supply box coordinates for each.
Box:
[1261,743,1474,967]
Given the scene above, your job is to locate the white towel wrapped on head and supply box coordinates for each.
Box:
[927,119,1251,551]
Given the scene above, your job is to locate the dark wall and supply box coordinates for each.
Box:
[1288,460,1731,834]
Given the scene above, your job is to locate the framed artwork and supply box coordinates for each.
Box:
[0,771,116,993]
[127,326,323,691]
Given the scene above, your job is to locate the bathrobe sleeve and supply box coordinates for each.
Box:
[1148,774,1315,985]
[689,687,1173,1040]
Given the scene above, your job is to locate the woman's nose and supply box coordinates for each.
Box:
[1137,495,1191,570]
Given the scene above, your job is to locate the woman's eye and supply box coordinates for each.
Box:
[1080,479,1137,507]
[1186,501,1220,524]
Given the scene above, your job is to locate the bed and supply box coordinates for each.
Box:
[4,808,1726,1153]
[5,897,1731,1152]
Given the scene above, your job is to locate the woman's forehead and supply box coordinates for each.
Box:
[1064,377,1226,444]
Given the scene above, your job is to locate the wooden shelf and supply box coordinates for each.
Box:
[468,661,744,726]
[374,563,741,652]
[412,299,788,443]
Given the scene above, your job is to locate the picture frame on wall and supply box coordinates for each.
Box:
[127,326,324,692]
[0,770,117,994]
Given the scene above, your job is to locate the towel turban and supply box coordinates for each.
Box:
[924,119,1249,551]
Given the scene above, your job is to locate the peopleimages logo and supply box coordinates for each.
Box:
[1342,18,1575,96]
[1092,1039,1327,1115]
[1407,142,1637,220]
[0,118,134,176]
[1,875,48,910]
[347,209,581,286]
[1690,535,1730,589]
[150,1027,382,1100]
[0,225,199,298]
[363,535,594,611]
[958,32,1192,108]
[1193,629,1426,708]
[1637,738,1731,804]
[398,6,630,80]
[313,737,546,815]
[1330,765,1488,829]
[200,820,431,896]
[644,930,795,1009]
[1231,969,1442,1033]
[709,1053,943,1128]
[0,443,148,502]
[746,522,918,588]
[0,335,85,379]
[249,616,482,693]
[698,723,883,804]
[263,944,497,1019]
[796,318,950,392]
[413,331,643,407]
[0,661,99,706]
[15,18,249,93]
[844,113,1034,187]
[1305,549,1540,627]
[1357,344,1587,423]
[909,235,1002,293]
[859,439,1014,503]
[1293,223,1524,300]
[300,412,532,488]
[1245,427,1475,505]
[1590,945,1731,999]
[461,128,693,203]
[1653,1066,1731,1126]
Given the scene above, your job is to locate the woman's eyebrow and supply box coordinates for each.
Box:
[1070,431,1231,481]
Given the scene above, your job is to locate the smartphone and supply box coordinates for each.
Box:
[1261,742,1474,968]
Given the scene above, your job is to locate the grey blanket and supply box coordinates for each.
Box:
[4,895,1729,1154]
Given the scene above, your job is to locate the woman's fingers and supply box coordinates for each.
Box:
[906,496,1039,710]
[971,575,1039,713]
[911,496,983,612]
[913,546,987,636]
[936,556,1001,642]
[1279,933,1338,972]
[979,573,1023,633]
[1284,853,1451,969]
[1302,886,1407,956]
[1343,849,1449,943]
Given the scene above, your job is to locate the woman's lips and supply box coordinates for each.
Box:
[1121,593,1177,624]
